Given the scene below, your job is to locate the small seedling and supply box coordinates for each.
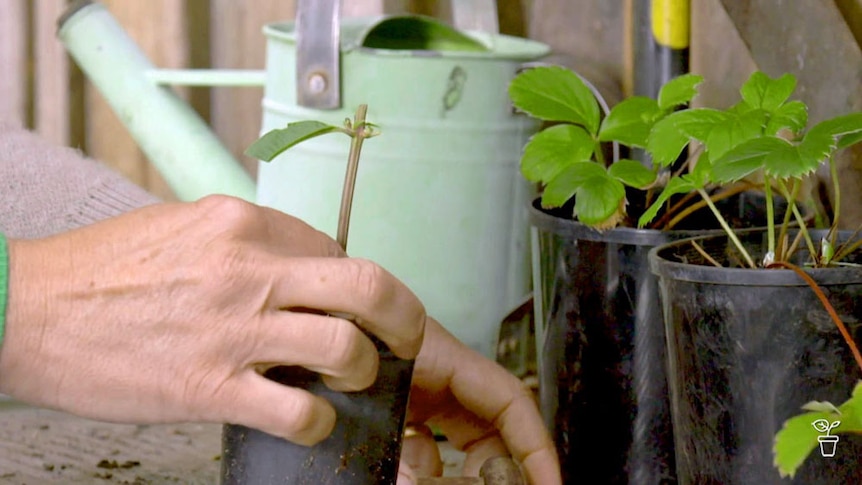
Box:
[245,104,379,250]
[508,66,702,228]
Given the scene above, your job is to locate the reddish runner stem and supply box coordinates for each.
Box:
[768,261,862,373]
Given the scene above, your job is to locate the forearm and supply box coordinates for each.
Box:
[0,123,159,239]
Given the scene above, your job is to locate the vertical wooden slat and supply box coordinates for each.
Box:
[0,0,28,125]
[689,0,757,110]
[342,0,387,16]
[527,0,625,103]
[33,0,70,145]
[85,0,190,200]
[209,0,296,177]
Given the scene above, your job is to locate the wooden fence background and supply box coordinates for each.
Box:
[2,0,861,222]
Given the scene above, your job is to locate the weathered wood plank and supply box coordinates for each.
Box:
[689,0,757,109]
[34,0,71,146]
[0,0,28,125]
[528,0,625,103]
[718,0,862,123]
[835,0,862,51]
[209,0,297,178]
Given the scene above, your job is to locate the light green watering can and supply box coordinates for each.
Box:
[58,0,549,358]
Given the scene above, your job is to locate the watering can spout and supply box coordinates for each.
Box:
[57,0,257,202]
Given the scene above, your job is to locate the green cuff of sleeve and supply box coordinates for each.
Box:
[0,234,7,347]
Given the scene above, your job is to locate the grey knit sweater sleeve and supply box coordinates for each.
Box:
[0,122,161,239]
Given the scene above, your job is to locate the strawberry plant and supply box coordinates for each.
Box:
[508,65,702,229]
[512,67,862,479]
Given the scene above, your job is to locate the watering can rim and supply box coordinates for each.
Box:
[263,14,551,61]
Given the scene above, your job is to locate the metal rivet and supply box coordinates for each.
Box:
[308,73,327,95]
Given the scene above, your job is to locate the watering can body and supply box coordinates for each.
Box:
[58,1,549,358]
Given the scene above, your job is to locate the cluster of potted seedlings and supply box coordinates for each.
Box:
[512,65,862,484]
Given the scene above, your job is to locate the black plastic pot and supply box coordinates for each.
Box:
[530,193,778,485]
[221,337,414,485]
[650,231,862,484]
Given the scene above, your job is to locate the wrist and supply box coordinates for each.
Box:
[0,234,7,348]
[0,238,53,397]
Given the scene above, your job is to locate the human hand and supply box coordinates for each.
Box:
[397,318,561,485]
[0,195,426,446]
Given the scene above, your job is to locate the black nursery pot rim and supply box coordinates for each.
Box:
[528,197,723,246]
[649,232,862,287]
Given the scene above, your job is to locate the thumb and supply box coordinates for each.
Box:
[397,461,417,485]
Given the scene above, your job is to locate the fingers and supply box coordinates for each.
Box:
[254,311,379,392]
[463,436,510,477]
[268,257,426,359]
[401,424,443,477]
[396,463,418,485]
[222,371,337,446]
[419,319,561,485]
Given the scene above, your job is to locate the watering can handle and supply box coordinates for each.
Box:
[295,0,499,109]
[451,0,500,35]
[296,0,341,109]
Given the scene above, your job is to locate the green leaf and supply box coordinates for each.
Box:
[801,400,842,414]
[774,382,862,478]
[711,137,786,183]
[808,112,862,150]
[608,159,656,188]
[637,177,697,227]
[774,410,834,478]
[765,101,808,136]
[520,125,595,183]
[509,66,601,134]
[540,161,606,208]
[762,129,833,179]
[598,97,662,147]
[839,130,862,150]
[740,72,797,112]
[599,96,660,147]
[246,121,342,161]
[574,174,626,226]
[704,109,768,160]
[688,151,713,187]
[658,74,704,110]
[646,108,726,166]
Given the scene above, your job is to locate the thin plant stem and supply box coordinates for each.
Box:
[791,203,819,266]
[776,179,800,262]
[764,175,776,261]
[650,190,698,230]
[830,155,841,239]
[664,182,756,230]
[833,224,862,263]
[697,188,757,268]
[786,228,805,262]
[594,140,607,167]
[671,144,704,179]
[337,104,370,250]
[768,261,862,373]
[777,179,818,266]
[691,240,722,268]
